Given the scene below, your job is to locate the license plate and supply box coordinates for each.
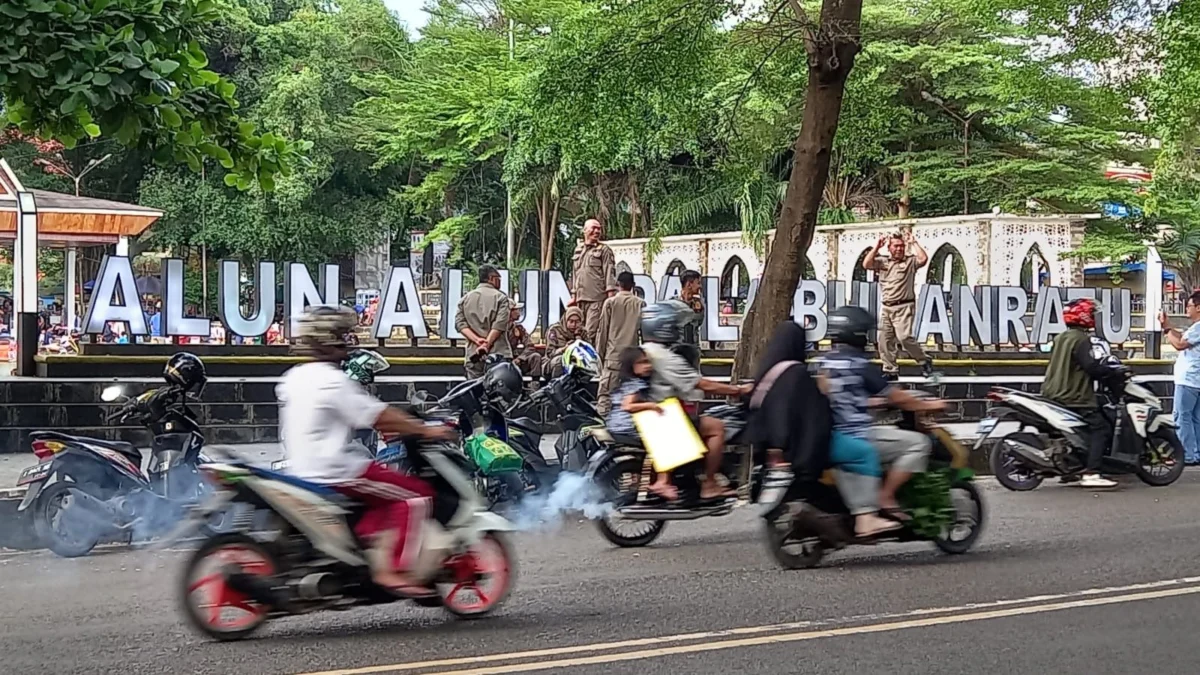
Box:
[270,459,289,471]
[975,418,998,437]
[16,462,51,486]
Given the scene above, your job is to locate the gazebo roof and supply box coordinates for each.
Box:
[0,158,162,246]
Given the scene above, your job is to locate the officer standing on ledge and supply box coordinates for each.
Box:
[862,229,936,381]
[570,218,617,343]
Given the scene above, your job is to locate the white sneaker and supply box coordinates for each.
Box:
[1078,474,1117,488]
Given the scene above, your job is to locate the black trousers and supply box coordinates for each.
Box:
[1067,407,1110,472]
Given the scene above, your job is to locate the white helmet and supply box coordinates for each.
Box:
[561,339,599,375]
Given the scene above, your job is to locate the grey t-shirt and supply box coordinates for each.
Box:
[643,342,701,402]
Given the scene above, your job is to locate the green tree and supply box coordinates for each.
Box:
[0,0,309,189]
[138,0,410,263]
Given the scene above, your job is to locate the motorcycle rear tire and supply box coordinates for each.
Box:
[1136,429,1186,487]
[180,533,278,642]
[763,514,825,569]
[34,482,101,558]
[594,456,665,548]
[989,433,1046,492]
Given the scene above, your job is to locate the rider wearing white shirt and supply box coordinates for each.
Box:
[279,306,452,594]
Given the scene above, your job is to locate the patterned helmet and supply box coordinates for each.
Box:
[562,340,599,375]
[1063,298,1097,329]
[294,305,357,356]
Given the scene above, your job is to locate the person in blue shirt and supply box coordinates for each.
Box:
[816,306,946,524]
[1162,290,1200,465]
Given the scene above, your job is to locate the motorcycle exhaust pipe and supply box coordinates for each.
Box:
[223,566,284,608]
[616,503,735,521]
[298,573,340,600]
[1002,438,1055,472]
[64,487,126,525]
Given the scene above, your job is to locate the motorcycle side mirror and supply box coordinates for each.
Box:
[100,385,124,402]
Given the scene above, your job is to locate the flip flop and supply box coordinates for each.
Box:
[879,507,911,523]
[856,519,902,539]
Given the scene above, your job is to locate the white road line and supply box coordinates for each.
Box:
[297,576,1200,675]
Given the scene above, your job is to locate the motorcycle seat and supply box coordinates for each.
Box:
[609,432,644,449]
[509,417,542,436]
[31,431,141,461]
[242,465,345,500]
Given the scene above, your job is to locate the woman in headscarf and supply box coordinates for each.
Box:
[747,321,829,480]
[536,306,585,379]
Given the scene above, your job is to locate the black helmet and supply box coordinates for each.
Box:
[641,303,682,345]
[482,361,523,402]
[827,306,874,349]
[164,352,207,393]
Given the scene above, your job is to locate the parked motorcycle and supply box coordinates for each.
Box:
[504,366,603,477]
[761,399,985,569]
[426,370,530,507]
[585,400,756,548]
[16,383,219,557]
[978,364,1185,490]
[177,423,516,642]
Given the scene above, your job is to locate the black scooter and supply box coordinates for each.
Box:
[585,400,755,548]
[16,384,219,557]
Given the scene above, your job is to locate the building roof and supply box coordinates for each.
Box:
[0,158,162,244]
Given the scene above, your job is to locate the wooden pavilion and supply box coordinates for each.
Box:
[0,158,162,373]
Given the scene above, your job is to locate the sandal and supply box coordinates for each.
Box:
[879,507,911,523]
[856,519,902,539]
[648,483,680,501]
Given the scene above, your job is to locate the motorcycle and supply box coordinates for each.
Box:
[761,399,985,569]
[585,399,756,548]
[177,423,516,642]
[16,383,220,557]
[978,360,1185,491]
[504,366,604,477]
[426,374,531,507]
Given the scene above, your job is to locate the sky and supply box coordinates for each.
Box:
[384,0,431,34]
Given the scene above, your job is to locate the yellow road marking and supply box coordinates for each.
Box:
[297,577,1200,675]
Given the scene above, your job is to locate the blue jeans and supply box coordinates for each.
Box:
[1175,385,1200,464]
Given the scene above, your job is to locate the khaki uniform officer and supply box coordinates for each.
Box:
[570,218,617,343]
[595,272,644,415]
[455,265,511,379]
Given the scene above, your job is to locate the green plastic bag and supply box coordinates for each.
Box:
[464,433,523,475]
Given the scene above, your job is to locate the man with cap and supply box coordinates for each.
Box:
[570,218,617,343]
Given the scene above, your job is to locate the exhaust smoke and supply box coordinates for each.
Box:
[509,472,613,531]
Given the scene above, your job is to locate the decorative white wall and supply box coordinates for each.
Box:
[607,214,1093,289]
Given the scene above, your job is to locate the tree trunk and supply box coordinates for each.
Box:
[731,0,864,380]
[627,175,641,238]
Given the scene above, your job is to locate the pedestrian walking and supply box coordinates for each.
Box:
[570,218,617,343]
[863,230,935,380]
[595,272,645,415]
[454,265,511,379]
[1162,290,1200,464]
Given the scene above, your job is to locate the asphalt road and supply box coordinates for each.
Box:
[3,471,1200,675]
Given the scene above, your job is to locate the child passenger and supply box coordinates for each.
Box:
[605,346,677,501]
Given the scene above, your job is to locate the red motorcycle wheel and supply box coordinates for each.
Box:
[437,532,515,618]
[181,534,277,641]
